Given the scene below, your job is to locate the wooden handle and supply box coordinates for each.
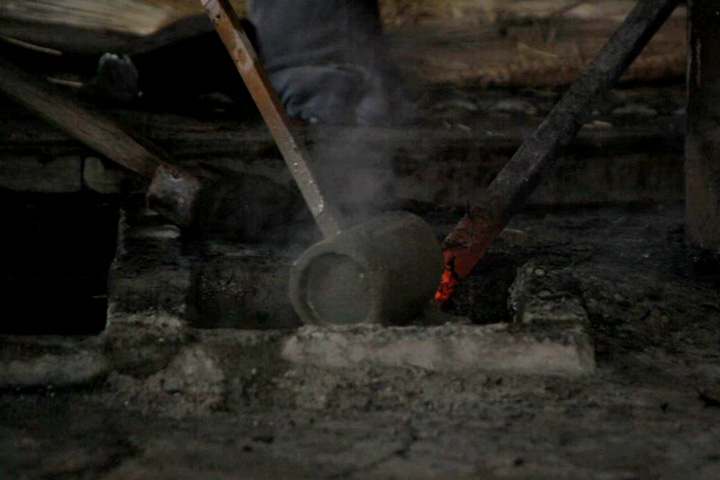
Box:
[0,55,202,227]
[202,0,345,238]
[0,56,162,178]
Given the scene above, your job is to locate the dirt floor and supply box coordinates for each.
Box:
[2,203,719,479]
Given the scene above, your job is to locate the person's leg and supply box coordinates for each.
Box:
[246,0,391,125]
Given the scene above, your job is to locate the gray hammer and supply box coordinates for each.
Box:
[203,0,443,325]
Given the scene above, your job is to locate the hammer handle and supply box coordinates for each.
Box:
[202,0,344,239]
[0,55,202,227]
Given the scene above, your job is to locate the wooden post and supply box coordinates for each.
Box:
[686,0,720,254]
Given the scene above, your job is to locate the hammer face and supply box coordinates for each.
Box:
[289,211,442,326]
[147,165,203,228]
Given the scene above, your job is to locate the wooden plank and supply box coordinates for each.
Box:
[389,10,686,87]
[0,1,685,86]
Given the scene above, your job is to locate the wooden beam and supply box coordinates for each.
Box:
[685,0,720,253]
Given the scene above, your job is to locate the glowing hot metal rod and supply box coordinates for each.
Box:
[436,0,680,305]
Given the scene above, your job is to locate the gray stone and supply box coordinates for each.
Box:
[508,259,590,326]
[105,345,225,417]
[611,103,658,118]
[283,258,596,377]
[82,156,132,194]
[490,99,538,116]
[108,205,191,319]
[0,336,109,388]
[282,323,595,377]
[0,155,81,193]
[190,249,301,329]
[104,201,194,374]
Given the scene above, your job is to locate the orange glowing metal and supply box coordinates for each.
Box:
[434,252,460,305]
[434,208,500,306]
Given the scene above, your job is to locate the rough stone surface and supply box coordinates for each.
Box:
[189,249,301,329]
[0,155,82,193]
[108,204,191,320]
[283,324,595,376]
[1,205,719,479]
[103,311,188,375]
[0,336,108,388]
[82,156,133,194]
[281,258,596,377]
[508,258,590,326]
[104,345,225,418]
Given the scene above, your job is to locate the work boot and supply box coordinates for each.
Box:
[246,0,392,125]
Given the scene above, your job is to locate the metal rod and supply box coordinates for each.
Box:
[202,0,345,239]
[437,0,680,303]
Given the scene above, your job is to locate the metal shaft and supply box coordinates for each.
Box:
[202,0,345,239]
[438,0,680,302]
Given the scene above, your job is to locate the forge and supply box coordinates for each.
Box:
[0,81,688,387]
[2,1,720,479]
[0,54,692,386]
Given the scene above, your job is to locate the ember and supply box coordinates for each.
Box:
[434,252,460,306]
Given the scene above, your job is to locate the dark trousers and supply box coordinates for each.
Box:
[246,0,389,125]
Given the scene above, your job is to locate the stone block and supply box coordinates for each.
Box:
[104,345,225,417]
[283,323,595,377]
[283,256,597,377]
[0,155,82,193]
[82,156,133,194]
[0,336,109,388]
[508,259,590,326]
[189,249,300,329]
[108,205,190,320]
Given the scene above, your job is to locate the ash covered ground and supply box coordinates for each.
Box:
[2,203,719,479]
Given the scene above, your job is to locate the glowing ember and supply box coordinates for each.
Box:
[434,252,460,306]
[434,208,499,306]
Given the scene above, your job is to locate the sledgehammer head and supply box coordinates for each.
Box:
[289,211,442,325]
[147,165,203,228]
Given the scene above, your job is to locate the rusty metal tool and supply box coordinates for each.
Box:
[203,0,442,325]
[0,55,202,227]
[435,0,681,305]
[201,0,342,239]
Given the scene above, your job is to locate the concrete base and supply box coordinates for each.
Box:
[282,258,596,377]
[283,323,595,377]
[0,197,598,412]
[0,336,108,389]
